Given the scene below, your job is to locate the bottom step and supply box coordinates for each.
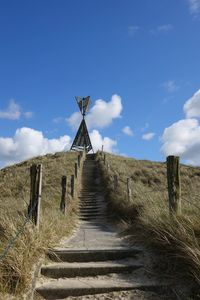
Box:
[36,278,162,299]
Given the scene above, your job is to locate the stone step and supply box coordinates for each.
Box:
[80,191,97,194]
[80,204,102,208]
[79,204,100,207]
[47,248,141,262]
[79,209,103,214]
[79,204,102,208]
[79,213,103,218]
[79,217,105,222]
[79,209,103,213]
[80,204,104,208]
[79,197,97,200]
[79,195,97,197]
[41,260,143,278]
[36,277,161,299]
[79,201,100,205]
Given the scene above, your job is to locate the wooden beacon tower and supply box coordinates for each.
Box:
[70,96,93,153]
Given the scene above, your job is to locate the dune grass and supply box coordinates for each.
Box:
[97,152,200,288]
[0,151,82,299]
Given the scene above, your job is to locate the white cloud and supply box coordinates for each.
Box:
[161,119,200,164]
[0,100,21,120]
[90,130,117,153]
[157,24,174,32]
[0,99,33,120]
[0,127,117,167]
[122,126,134,136]
[142,132,155,141]
[183,89,200,118]
[53,117,65,124]
[161,88,200,164]
[150,24,173,35]
[67,94,123,130]
[0,127,71,167]
[24,111,33,119]
[67,112,82,130]
[188,0,200,15]
[128,26,140,36]
[162,80,179,93]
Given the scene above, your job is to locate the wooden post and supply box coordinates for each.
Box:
[103,154,106,165]
[167,156,181,214]
[75,163,78,178]
[28,164,42,229]
[127,177,132,201]
[101,145,104,153]
[78,155,81,168]
[60,176,67,214]
[114,175,118,190]
[71,175,75,198]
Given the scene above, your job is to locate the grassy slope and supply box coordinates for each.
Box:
[97,152,200,286]
[0,151,81,298]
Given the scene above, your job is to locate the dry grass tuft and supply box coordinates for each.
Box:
[97,152,200,287]
[0,151,81,298]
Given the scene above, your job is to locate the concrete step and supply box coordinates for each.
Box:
[79,197,97,200]
[79,208,103,212]
[79,205,103,210]
[79,205,102,209]
[47,248,141,262]
[79,213,103,218]
[80,191,97,194]
[79,201,100,205]
[41,260,143,278]
[79,217,105,222]
[79,204,100,207]
[79,209,103,214]
[36,277,161,299]
[79,202,99,206]
[79,204,102,208]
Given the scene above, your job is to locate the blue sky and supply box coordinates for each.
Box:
[0,0,200,167]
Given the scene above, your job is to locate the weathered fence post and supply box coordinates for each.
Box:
[60,176,67,214]
[78,154,81,168]
[114,175,118,190]
[28,164,42,229]
[103,154,106,165]
[167,156,181,214]
[75,163,78,178]
[71,174,75,198]
[127,177,132,201]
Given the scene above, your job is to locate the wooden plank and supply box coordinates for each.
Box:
[60,176,67,214]
[127,178,132,201]
[167,156,181,214]
[28,164,42,229]
[114,175,118,190]
[78,155,81,168]
[75,163,78,178]
[71,175,75,198]
[36,164,42,229]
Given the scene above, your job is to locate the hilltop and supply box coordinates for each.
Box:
[0,151,200,298]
